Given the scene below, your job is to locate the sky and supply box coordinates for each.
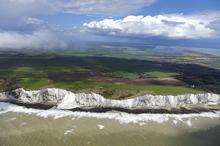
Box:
[0,0,220,50]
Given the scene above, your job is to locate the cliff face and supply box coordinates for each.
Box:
[0,88,219,111]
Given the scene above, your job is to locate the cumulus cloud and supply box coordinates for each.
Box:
[0,1,219,50]
[83,12,220,39]
[0,0,157,50]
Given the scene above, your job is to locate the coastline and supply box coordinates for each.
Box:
[0,88,219,114]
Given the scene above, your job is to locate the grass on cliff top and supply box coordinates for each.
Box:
[0,77,202,99]
[144,71,178,78]
[0,54,210,98]
[53,80,202,99]
[0,65,203,99]
[19,78,50,90]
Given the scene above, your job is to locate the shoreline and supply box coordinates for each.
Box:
[0,101,220,125]
[0,88,219,114]
[0,100,219,114]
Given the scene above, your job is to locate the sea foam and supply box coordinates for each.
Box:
[0,102,219,126]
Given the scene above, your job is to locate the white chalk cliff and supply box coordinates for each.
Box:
[0,88,219,110]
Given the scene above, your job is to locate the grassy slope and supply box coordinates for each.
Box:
[0,50,217,98]
[54,81,202,99]
[0,65,203,99]
[0,66,202,98]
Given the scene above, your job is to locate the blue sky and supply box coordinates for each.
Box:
[0,0,220,50]
[41,0,220,27]
[141,0,220,14]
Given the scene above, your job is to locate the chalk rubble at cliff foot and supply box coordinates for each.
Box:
[0,88,219,111]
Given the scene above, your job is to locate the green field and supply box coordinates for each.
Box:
[0,50,219,99]
[0,65,202,99]
[53,81,202,99]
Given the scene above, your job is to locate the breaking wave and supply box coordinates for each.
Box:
[0,102,219,126]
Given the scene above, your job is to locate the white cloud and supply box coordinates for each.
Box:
[0,0,155,33]
[83,12,220,39]
[0,29,67,50]
[0,0,153,50]
[0,3,68,51]
[0,1,219,50]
